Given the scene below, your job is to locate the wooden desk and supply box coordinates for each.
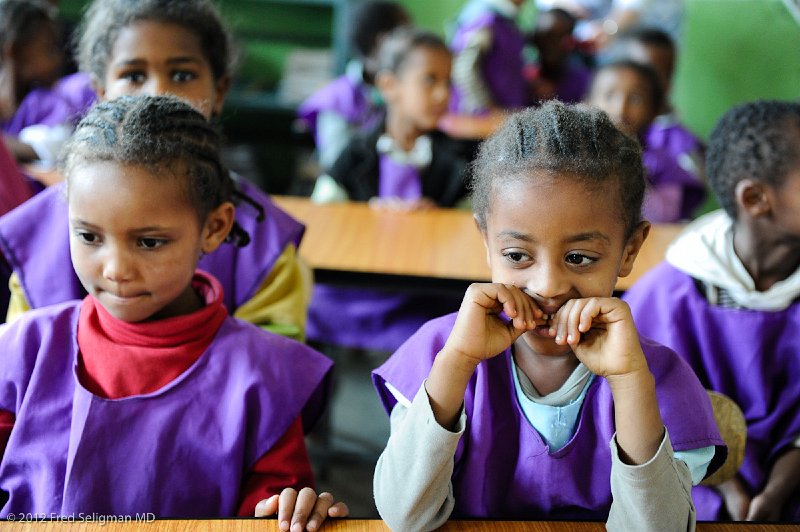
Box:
[273,197,683,292]
[1,519,795,531]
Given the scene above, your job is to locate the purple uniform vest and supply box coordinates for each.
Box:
[378,155,422,200]
[373,313,725,519]
[624,263,800,521]
[297,74,383,148]
[2,73,96,135]
[645,120,703,165]
[0,301,332,517]
[0,178,304,315]
[642,146,706,222]
[449,2,527,112]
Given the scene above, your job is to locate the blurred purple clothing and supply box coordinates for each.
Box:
[0,138,32,217]
[2,73,96,135]
[450,2,527,113]
[642,146,706,222]
[624,262,800,521]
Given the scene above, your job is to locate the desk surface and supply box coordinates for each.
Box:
[1,519,795,531]
[274,197,683,292]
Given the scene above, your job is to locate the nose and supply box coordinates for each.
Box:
[102,244,135,284]
[525,261,570,310]
[435,82,450,105]
[143,76,168,97]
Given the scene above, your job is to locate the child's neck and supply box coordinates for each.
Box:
[385,111,425,152]
[733,220,800,291]
[512,337,581,396]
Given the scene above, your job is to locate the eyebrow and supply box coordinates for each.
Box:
[112,56,203,68]
[70,219,171,233]
[497,230,611,245]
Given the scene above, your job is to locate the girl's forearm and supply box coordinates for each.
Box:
[426,347,478,430]
[607,368,666,465]
[762,448,800,501]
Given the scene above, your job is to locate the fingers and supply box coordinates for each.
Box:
[277,487,298,531]
[328,501,350,518]
[254,494,279,517]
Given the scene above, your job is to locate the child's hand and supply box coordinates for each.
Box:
[550,297,647,379]
[254,487,349,531]
[444,283,541,367]
[717,477,752,521]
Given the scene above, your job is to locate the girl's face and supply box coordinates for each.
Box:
[482,173,644,357]
[14,24,62,91]
[588,67,657,138]
[383,46,452,133]
[98,20,228,119]
[68,162,231,322]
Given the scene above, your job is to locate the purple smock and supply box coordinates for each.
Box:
[373,312,726,519]
[2,73,96,135]
[0,300,332,517]
[624,262,800,521]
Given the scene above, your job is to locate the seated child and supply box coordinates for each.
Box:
[372,101,725,531]
[623,99,800,522]
[0,94,346,526]
[298,1,410,171]
[587,59,705,222]
[607,26,705,183]
[448,0,528,115]
[307,27,468,352]
[0,0,310,342]
[525,8,592,104]
[0,0,94,166]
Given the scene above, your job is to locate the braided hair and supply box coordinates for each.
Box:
[76,0,238,89]
[60,94,251,247]
[706,99,800,219]
[471,100,645,238]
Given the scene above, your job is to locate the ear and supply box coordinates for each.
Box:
[211,74,231,117]
[618,221,650,278]
[92,76,106,101]
[200,202,235,254]
[735,179,771,218]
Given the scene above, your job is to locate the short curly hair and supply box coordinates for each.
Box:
[471,100,645,238]
[706,100,800,219]
[76,0,237,89]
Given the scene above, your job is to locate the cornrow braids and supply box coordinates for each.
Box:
[60,94,252,247]
[0,0,57,67]
[377,26,450,76]
[471,100,645,237]
[76,0,238,89]
[706,99,800,219]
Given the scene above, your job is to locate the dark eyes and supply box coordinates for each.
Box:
[75,231,99,245]
[138,238,166,249]
[565,253,596,266]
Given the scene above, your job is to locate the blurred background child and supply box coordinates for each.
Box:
[624,99,800,522]
[297,1,410,172]
[0,94,343,523]
[606,26,705,183]
[0,0,94,167]
[0,0,310,343]
[372,101,723,530]
[587,59,705,222]
[525,7,592,104]
[307,26,468,354]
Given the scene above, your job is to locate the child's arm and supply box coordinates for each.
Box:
[553,297,696,530]
[451,29,496,114]
[373,283,539,529]
[746,447,800,521]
